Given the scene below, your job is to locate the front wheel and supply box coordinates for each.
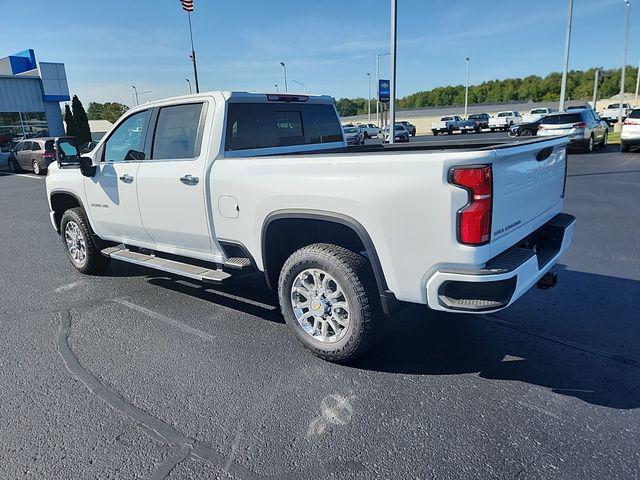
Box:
[8,157,20,173]
[60,207,110,274]
[600,131,608,149]
[278,243,382,363]
[621,142,630,153]
[432,130,438,136]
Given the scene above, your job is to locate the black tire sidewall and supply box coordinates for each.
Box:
[60,207,109,274]
[278,245,377,362]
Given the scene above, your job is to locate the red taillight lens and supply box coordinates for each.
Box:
[538,124,545,130]
[624,119,639,125]
[573,122,587,129]
[43,151,56,158]
[449,166,493,245]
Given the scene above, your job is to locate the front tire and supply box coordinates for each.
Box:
[621,142,630,153]
[278,243,382,363]
[60,207,110,274]
[8,157,20,173]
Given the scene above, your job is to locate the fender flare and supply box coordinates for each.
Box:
[261,209,401,315]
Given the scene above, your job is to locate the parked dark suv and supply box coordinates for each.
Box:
[398,121,416,136]
[467,113,490,131]
[8,137,77,175]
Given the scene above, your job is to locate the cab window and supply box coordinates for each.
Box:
[151,103,203,160]
[103,110,150,162]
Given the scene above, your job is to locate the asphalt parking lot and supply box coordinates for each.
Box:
[1,145,639,479]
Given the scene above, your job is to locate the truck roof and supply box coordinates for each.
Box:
[131,91,335,108]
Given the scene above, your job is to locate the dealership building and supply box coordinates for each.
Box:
[0,49,70,150]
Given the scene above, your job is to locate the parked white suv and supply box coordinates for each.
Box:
[45,91,575,362]
[620,108,640,152]
[489,111,522,131]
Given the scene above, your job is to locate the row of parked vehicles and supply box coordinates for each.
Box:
[342,121,416,145]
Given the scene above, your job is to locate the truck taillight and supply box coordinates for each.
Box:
[449,165,493,245]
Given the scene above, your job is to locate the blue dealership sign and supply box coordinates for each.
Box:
[378,79,390,103]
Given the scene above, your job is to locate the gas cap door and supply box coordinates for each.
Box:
[218,195,239,219]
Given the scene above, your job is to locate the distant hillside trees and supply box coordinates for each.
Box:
[336,67,639,117]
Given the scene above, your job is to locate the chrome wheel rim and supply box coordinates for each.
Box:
[64,221,87,266]
[32,161,40,175]
[290,268,350,343]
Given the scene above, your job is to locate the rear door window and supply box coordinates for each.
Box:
[151,103,204,160]
[31,142,41,151]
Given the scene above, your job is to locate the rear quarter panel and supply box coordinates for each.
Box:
[210,148,498,303]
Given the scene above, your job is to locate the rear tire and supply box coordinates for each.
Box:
[585,135,595,154]
[60,207,110,275]
[621,142,630,153]
[278,243,382,363]
[432,130,438,136]
[32,160,42,175]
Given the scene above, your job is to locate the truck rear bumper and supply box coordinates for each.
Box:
[425,213,576,313]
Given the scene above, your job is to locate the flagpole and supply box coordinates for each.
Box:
[187,11,200,93]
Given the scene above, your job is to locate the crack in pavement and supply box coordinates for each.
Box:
[55,306,364,479]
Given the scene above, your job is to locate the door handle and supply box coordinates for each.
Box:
[119,174,134,183]
[180,174,199,185]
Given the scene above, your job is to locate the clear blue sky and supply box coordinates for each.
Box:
[2,0,635,106]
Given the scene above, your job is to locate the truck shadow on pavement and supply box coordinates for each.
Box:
[132,266,640,410]
[354,266,640,410]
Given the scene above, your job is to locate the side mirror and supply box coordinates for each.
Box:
[57,138,82,169]
[79,156,96,177]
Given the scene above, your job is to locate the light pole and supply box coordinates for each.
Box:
[376,52,390,126]
[593,69,600,109]
[366,73,371,123]
[464,57,470,118]
[280,62,288,93]
[131,85,139,106]
[291,80,307,93]
[274,84,279,92]
[389,0,398,144]
[559,0,574,111]
[619,0,631,125]
[185,78,192,94]
[635,59,640,106]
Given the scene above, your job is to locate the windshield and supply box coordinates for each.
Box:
[498,112,512,117]
[628,109,640,118]
[441,116,453,121]
[343,127,358,133]
[531,109,547,114]
[541,113,583,125]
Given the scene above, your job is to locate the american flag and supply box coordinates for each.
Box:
[180,0,194,12]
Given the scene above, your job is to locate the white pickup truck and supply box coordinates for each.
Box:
[600,103,631,124]
[45,91,575,363]
[431,115,463,135]
[489,111,522,131]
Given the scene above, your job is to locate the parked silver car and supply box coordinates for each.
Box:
[8,138,60,175]
[537,110,608,153]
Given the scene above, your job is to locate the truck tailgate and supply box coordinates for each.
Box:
[491,137,567,245]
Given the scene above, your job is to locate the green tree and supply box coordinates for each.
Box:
[64,104,77,138]
[87,101,129,123]
[71,95,92,144]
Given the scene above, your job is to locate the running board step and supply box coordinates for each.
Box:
[101,246,231,283]
[224,257,252,270]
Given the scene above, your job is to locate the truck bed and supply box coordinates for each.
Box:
[271,136,558,157]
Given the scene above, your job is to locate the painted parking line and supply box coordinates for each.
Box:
[0,172,43,180]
